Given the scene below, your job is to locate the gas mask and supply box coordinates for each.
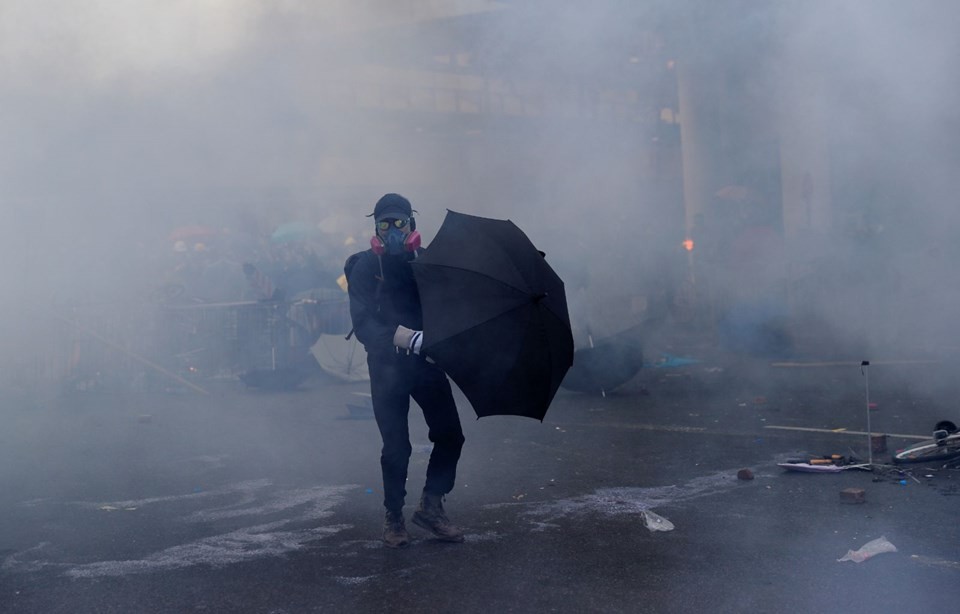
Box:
[370,218,421,256]
[383,228,408,255]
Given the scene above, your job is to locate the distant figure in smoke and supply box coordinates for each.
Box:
[344,193,465,548]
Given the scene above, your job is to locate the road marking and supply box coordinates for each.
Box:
[571,422,706,433]
[909,554,960,571]
[566,421,931,443]
[764,425,927,440]
[770,360,942,368]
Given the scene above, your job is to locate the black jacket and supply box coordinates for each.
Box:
[346,249,424,356]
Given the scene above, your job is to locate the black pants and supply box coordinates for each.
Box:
[368,353,465,513]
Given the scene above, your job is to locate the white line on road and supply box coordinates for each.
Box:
[763,425,928,440]
[770,360,942,368]
[566,421,929,441]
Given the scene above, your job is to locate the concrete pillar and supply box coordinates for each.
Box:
[676,51,728,328]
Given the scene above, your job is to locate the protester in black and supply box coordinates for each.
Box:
[346,193,465,548]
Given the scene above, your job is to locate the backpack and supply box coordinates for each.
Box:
[343,250,365,284]
[342,249,381,340]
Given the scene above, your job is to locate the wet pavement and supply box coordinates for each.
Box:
[2,353,960,612]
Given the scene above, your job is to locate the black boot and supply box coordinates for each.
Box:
[412,493,464,543]
[383,510,410,548]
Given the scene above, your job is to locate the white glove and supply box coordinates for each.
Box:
[393,325,423,355]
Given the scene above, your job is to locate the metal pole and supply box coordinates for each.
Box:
[862,360,872,466]
[587,333,606,397]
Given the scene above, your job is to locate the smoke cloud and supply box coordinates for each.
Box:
[2,0,959,387]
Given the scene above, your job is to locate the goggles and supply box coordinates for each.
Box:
[377,218,410,232]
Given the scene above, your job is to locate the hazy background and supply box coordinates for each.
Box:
[2,0,960,390]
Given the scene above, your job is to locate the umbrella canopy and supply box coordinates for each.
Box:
[561,339,643,394]
[411,210,574,420]
[310,333,369,382]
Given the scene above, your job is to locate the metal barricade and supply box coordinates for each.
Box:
[15,301,161,393]
[156,296,351,380]
[4,295,352,393]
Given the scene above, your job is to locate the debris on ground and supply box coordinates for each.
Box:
[779,462,845,473]
[872,465,923,484]
[838,536,897,563]
[737,468,754,480]
[641,510,674,532]
[778,454,869,473]
[840,488,866,504]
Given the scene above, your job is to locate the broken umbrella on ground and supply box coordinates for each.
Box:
[778,454,870,473]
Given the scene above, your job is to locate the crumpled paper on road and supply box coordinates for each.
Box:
[838,536,897,563]
[641,510,675,532]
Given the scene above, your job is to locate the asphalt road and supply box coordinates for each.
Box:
[2,355,959,613]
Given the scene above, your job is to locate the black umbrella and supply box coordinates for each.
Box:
[561,338,643,394]
[411,211,574,420]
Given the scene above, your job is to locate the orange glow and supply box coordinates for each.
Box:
[682,239,694,252]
